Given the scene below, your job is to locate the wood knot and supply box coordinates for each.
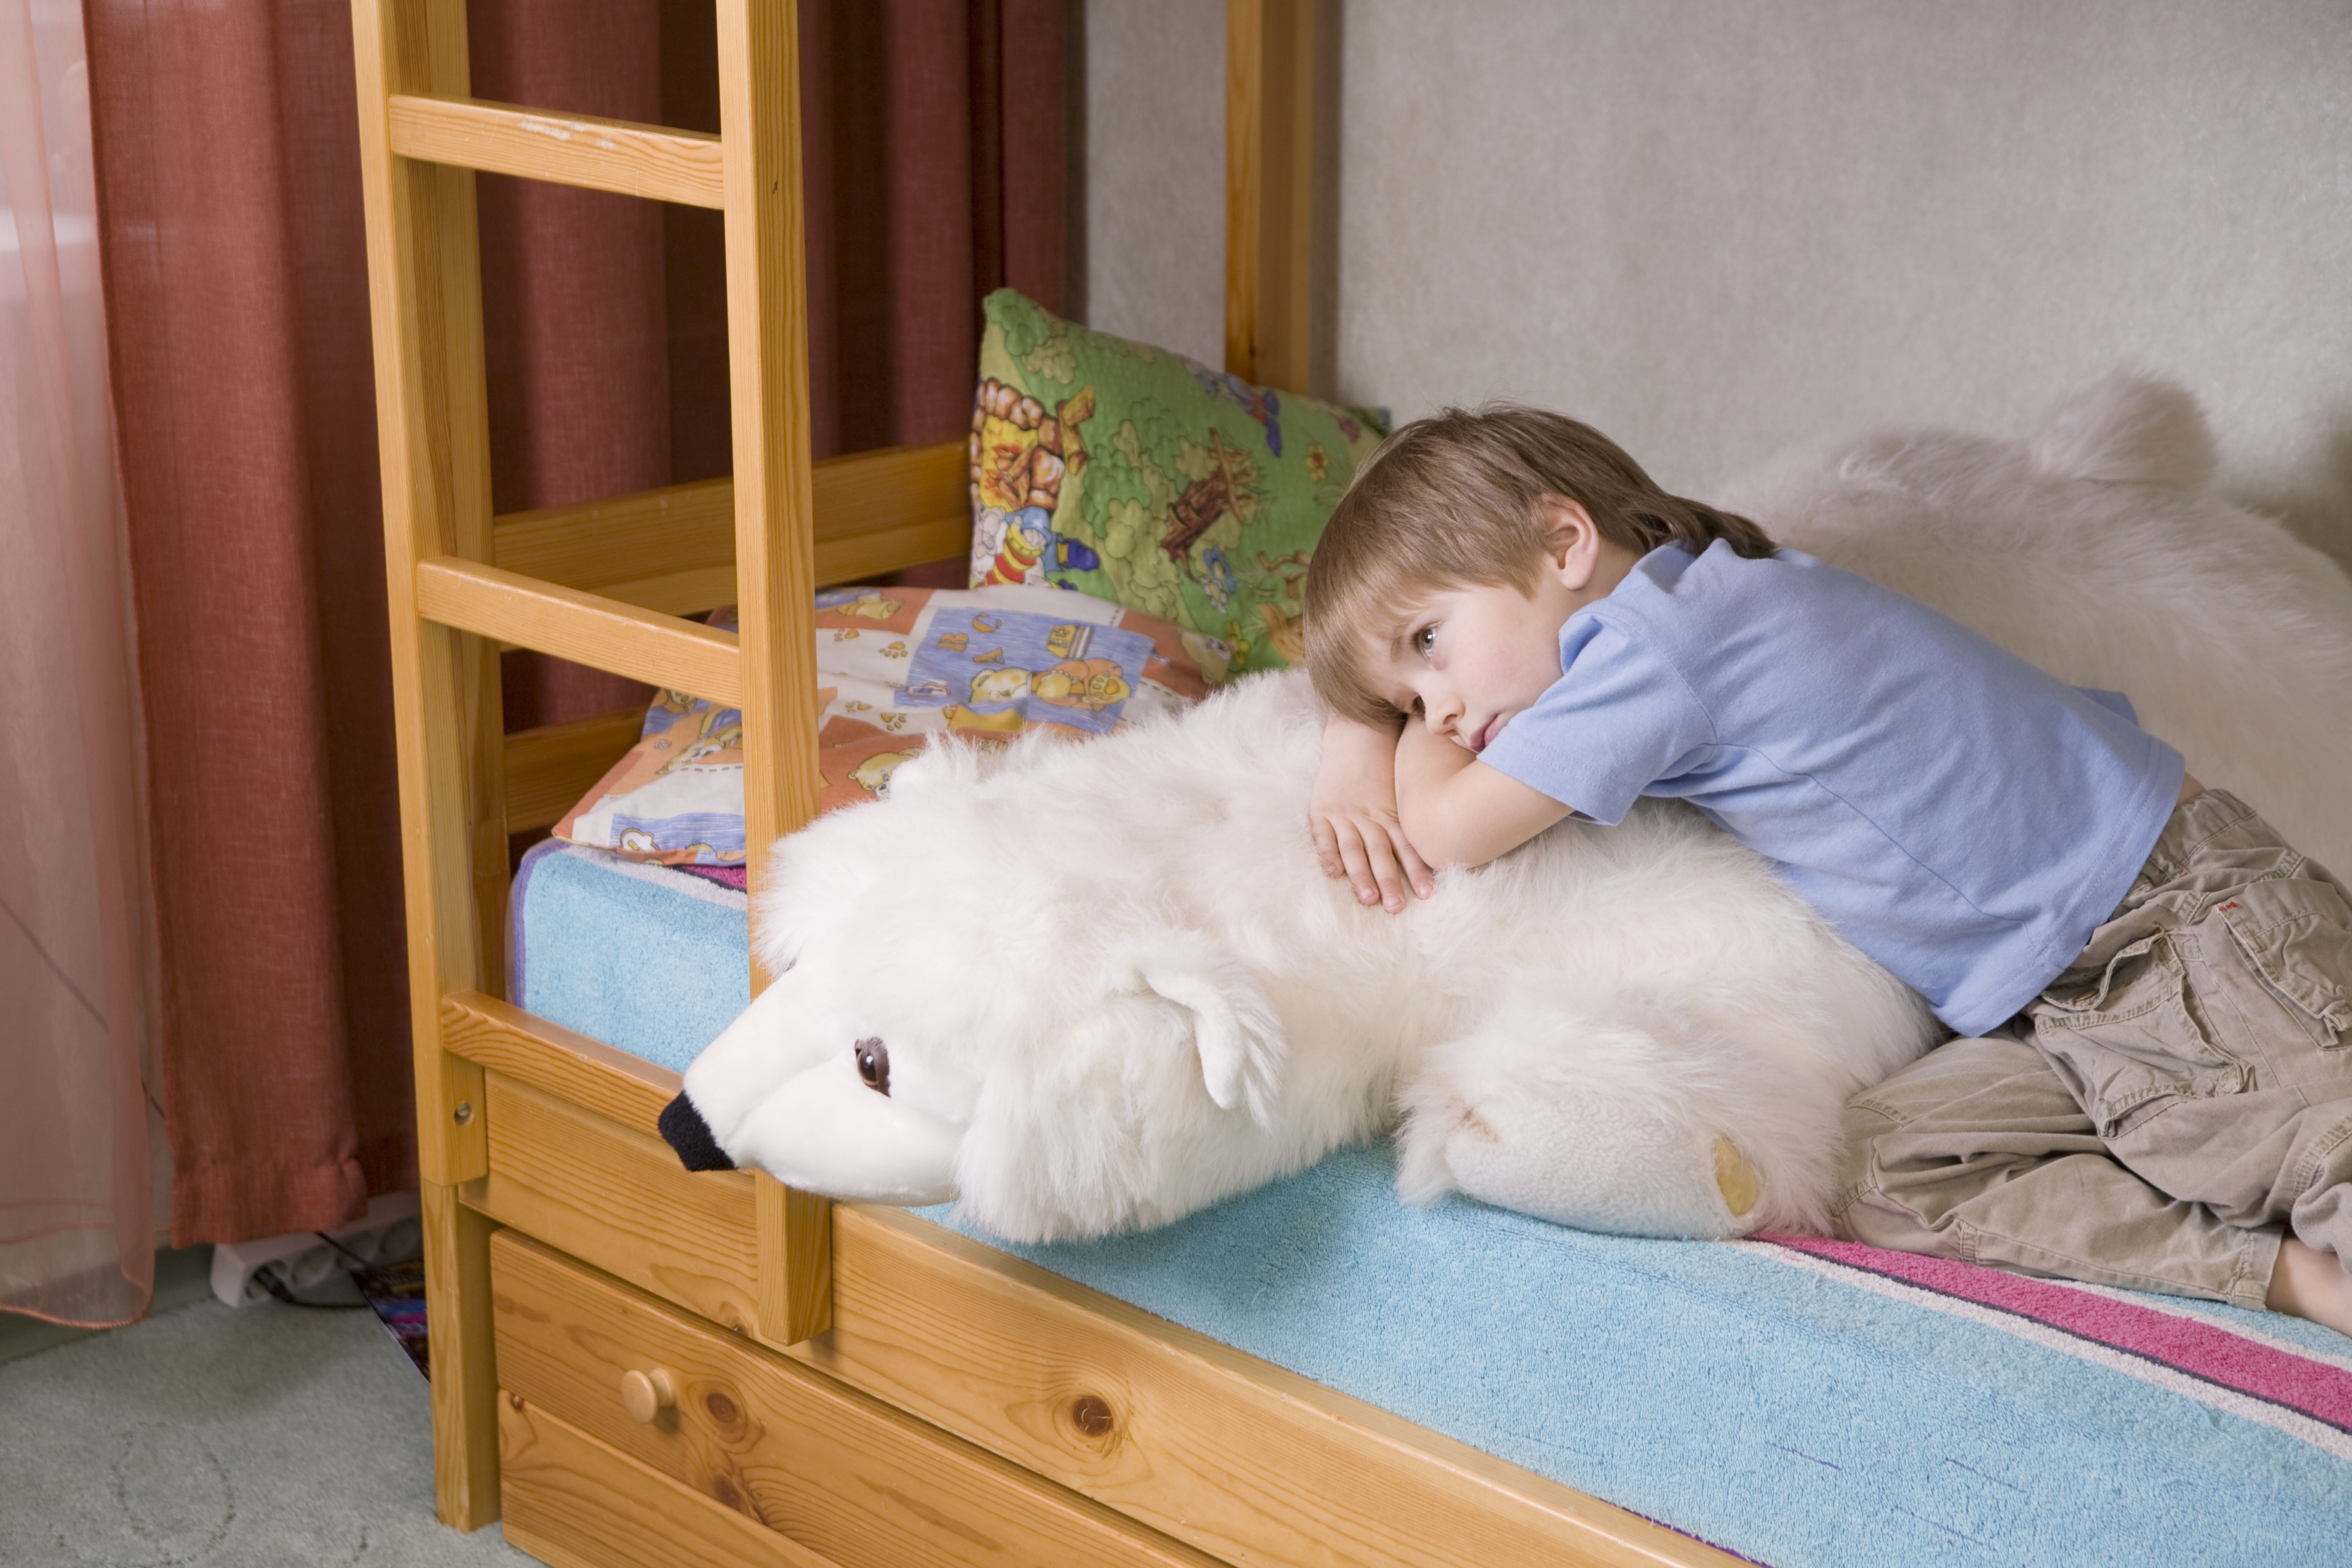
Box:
[705,1390,739,1425]
[1069,1394,1115,1439]
[711,1473,742,1511]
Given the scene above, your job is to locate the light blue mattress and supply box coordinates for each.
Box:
[511,840,749,1074]
[511,837,2352,1568]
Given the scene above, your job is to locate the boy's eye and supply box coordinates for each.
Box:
[1412,626,1436,657]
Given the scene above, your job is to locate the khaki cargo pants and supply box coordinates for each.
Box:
[1834,790,2352,1310]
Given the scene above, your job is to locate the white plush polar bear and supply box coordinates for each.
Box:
[667,670,1937,1242]
[662,373,2352,1245]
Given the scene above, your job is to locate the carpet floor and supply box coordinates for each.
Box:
[0,1292,538,1567]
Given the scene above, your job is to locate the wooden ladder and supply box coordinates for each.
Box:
[351,0,862,1527]
[350,0,1319,1531]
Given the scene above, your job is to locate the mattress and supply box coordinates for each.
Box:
[511,836,2352,1568]
[510,838,749,1074]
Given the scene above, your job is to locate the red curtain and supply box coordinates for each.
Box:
[83,0,1067,1248]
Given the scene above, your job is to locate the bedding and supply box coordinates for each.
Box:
[969,287,1389,676]
[510,841,2352,1568]
[551,584,1207,866]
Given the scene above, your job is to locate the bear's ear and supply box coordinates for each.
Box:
[1132,934,1287,1128]
[2029,368,2215,490]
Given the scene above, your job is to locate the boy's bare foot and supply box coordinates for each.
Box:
[2265,1235,2352,1337]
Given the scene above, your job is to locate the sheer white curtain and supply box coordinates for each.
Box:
[1,0,158,1327]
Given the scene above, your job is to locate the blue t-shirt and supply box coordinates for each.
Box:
[1478,542,2183,1035]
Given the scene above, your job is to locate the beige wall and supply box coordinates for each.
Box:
[1083,0,2352,570]
[1077,2,1227,367]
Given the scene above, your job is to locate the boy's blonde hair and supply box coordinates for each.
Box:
[1302,404,1777,726]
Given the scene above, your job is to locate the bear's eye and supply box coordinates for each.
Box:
[854,1038,889,1095]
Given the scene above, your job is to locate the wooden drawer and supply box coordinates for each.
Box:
[472,1067,763,1336]
[491,1230,1220,1568]
[501,1395,832,1568]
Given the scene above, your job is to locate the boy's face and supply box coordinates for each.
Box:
[1364,577,1583,753]
[1360,496,1634,754]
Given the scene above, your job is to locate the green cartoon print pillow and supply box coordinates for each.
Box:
[968,288,1388,681]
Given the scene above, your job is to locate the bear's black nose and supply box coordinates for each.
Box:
[659,1092,736,1171]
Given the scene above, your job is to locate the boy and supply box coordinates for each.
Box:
[1302,403,2352,1337]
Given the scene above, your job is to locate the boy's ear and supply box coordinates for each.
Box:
[1538,494,1603,589]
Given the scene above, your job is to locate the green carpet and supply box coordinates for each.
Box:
[0,1289,538,1566]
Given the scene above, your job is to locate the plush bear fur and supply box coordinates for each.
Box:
[667,372,2352,1245]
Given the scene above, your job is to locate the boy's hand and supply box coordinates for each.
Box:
[1311,713,1434,912]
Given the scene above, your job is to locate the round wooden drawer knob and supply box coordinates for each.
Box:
[620,1366,679,1424]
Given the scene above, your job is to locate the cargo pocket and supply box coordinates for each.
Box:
[2031,931,2247,1137]
[2216,878,2352,1049]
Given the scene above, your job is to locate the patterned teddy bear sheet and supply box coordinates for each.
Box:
[552,584,1210,867]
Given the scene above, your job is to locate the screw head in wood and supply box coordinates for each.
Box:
[452,1101,474,1126]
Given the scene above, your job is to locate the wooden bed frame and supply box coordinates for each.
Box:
[355,4,1734,1563]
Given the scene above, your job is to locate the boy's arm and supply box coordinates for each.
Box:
[1311,712,1434,911]
[1394,716,1574,870]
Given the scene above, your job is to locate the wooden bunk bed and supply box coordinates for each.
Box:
[354,3,1730,1563]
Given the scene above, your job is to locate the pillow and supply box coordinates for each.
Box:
[552,585,1208,867]
[968,288,1388,680]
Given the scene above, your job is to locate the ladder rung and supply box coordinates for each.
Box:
[387,93,724,209]
[416,557,743,706]
[491,442,975,606]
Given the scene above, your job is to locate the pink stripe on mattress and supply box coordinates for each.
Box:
[1767,1235,2352,1434]
[668,863,748,893]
